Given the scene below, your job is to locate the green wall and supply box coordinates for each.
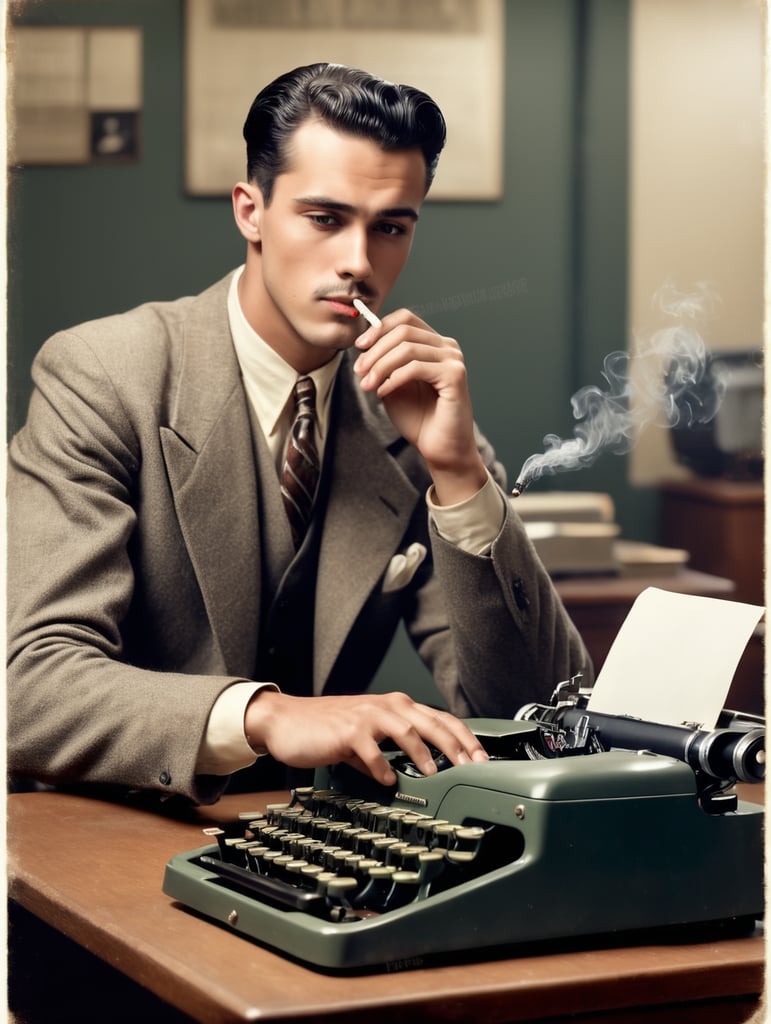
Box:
[8,0,639,704]
[9,0,643,533]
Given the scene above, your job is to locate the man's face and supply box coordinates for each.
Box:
[241,118,427,371]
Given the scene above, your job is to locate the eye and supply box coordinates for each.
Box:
[376,222,408,236]
[307,213,340,227]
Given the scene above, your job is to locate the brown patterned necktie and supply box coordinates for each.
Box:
[280,376,320,548]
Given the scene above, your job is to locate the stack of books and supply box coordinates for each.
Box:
[510,491,688,578]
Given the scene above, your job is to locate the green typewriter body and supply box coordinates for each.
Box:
[163,702,764,972]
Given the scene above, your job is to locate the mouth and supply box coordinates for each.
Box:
[320,295,378,320]
[322,297,360,318]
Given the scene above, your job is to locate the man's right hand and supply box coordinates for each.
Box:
[244,689,489,786]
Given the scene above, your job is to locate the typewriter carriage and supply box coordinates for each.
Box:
[514,674,765,813]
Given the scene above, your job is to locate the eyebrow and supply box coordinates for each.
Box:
[294,196,420,222]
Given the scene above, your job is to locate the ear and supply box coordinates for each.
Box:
[232,181,263,242]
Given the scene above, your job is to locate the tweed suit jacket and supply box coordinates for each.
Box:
[7,272,591,804]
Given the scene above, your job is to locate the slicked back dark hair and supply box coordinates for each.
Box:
[243,62,446,203]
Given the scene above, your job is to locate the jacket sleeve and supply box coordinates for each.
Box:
[7,331,241,805]
[402,437,593,719]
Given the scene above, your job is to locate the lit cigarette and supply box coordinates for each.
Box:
[511,479,529,497]
[353,298,382,329]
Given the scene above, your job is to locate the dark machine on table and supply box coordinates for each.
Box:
[163,677,764,971]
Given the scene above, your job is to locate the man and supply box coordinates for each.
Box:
[7,63,590,805]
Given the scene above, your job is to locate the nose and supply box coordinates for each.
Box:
[335,225,373,282]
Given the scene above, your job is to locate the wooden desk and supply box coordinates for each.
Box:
[8,789,765,1024]
[554,568,762,716]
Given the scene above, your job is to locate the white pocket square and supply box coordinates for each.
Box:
[382,542,427,593]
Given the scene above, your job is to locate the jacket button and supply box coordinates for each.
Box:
[512,579,530,611]
[159,771,172,786]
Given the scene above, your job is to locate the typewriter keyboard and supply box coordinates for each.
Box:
[195,785,517,922]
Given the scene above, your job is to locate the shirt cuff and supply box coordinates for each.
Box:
[427,469,506,556]
[196,681,278,776]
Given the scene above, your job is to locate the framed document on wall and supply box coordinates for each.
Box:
[184,0,504,200]
[10,25,143,165]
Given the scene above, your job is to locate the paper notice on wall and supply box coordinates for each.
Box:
[587,587,764,729]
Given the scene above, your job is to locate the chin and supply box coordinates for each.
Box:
[310,323,357,350]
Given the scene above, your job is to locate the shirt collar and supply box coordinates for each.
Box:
[227,265,342,442]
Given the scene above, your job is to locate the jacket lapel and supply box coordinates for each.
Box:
[160,274,262,677]
[314,366,421,692]
[158,284,421,689]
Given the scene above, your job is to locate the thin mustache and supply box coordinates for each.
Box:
[314,285,376,302]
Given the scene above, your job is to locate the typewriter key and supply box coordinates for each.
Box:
[238,810,267,821]
[383,841,410,866]
[413,818,449,845]
[351,830,383,856]
[325,877,359,905]
[369,836,400,861]
[271,854,295,881]
[431,823,464,848]
[370,806,395,831]
[309,846,334,870]
[413,850,446,897]
[354,864,397,912]
[246,846,270,873]
[454,826,486,857]
[387,871,422,909]
[284,859,310,881]
[393,845,429,872]
[297,864,326,890]
[291,786,315,806]
[307,817,331,839]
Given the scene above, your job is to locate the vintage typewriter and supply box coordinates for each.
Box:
[163,678,764,971]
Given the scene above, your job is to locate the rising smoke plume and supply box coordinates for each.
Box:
[513,282,725,492]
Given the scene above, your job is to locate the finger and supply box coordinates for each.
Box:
[364,339,445,379]
[442,717,490,763]
[353,307,415,349]
[343,749,398,787]
[387,701,486,772]
[343,722,410,785]
[358,341,461,396]
[354,323,444,372]
[353,324,406,368]
[380,307,433,334]
[374,354,468,401]
[360,704,438,778]
[409,705,490,767]
[354,321,383,350]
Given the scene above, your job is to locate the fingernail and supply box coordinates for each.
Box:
[472,749,489,763]
[421,759,437,776]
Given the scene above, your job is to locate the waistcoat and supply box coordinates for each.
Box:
[229,400,332,791]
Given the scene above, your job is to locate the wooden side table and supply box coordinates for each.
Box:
[660,478,763,605]
[659,478,764,715]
